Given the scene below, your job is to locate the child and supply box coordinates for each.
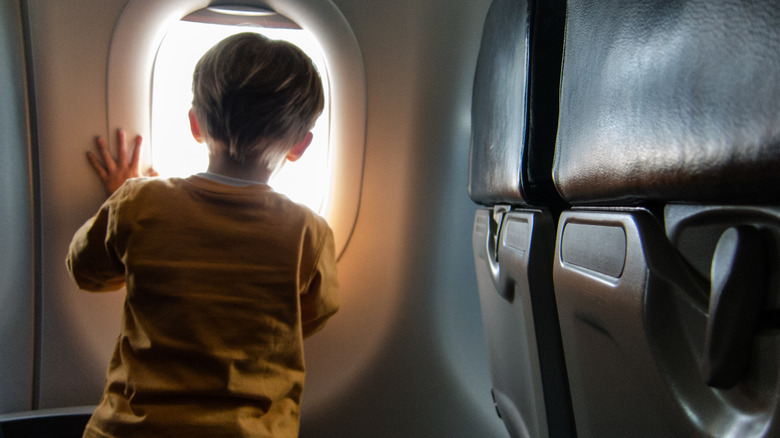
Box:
[66,32,339,438]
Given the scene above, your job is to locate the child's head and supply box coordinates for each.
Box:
[191,32,324,171]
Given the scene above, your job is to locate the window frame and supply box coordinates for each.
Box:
[106,0,365,259]
[150,19,333,213]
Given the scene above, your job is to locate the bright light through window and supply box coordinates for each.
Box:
[151,19,331,213]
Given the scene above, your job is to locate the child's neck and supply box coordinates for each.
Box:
[207,155,272,184]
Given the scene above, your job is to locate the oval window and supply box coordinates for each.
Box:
[151,7,331,213]
[106,0,365,257]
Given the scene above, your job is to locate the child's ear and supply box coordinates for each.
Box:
[286,132,313,162]
[188,108,204,143]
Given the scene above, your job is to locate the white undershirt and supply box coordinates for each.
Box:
[196,172,266,187]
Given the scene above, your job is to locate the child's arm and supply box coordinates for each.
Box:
[66,129,151,290]
[301,229,339,338]
[66,202,126,292]
[87,129,157,195]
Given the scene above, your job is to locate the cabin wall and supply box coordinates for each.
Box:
[301,0,503,435]
[25,0,129,408]
[0,0,35,414]
[21,0,504,436]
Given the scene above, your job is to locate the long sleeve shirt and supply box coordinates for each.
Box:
[66,175,338,438]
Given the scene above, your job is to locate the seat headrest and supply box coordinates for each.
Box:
[554,0,780,205]
[470,0,565,207]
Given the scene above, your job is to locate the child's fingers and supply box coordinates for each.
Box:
[116,129,127,166]
[95,136,117,172]
[86,151,109,183]
[129,135,143,169]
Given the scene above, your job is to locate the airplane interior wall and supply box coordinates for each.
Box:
[15,0,506,436]
[0,0,35,414]
[301,0,502,435]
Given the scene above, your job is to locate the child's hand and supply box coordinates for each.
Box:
[87,129,158,195]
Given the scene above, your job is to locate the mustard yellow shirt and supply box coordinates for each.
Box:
[66,175,338,437]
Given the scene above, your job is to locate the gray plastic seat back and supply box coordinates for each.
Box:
[552,0,780,436]
[469,0,572,437]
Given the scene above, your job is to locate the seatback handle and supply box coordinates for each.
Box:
[702,226,769,389]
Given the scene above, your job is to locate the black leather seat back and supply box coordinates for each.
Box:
[554,0,780,205]
[470,0,564,206]
[469,0,572,437]
[0,409,93,438]
[552,0,780,436]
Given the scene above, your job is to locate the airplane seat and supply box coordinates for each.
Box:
[0,407,94,438]
[552,0,780,436]
[469,0,572,436]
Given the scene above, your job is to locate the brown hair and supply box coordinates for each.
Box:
[192,32,324,169]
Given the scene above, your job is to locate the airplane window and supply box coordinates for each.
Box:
[151,10,331,213]
[108,0,364,257]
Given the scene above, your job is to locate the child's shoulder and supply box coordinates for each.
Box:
[116,176,182,192]
[269,190,329,227]
[260,189,332,238]
[110,176,188,204]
